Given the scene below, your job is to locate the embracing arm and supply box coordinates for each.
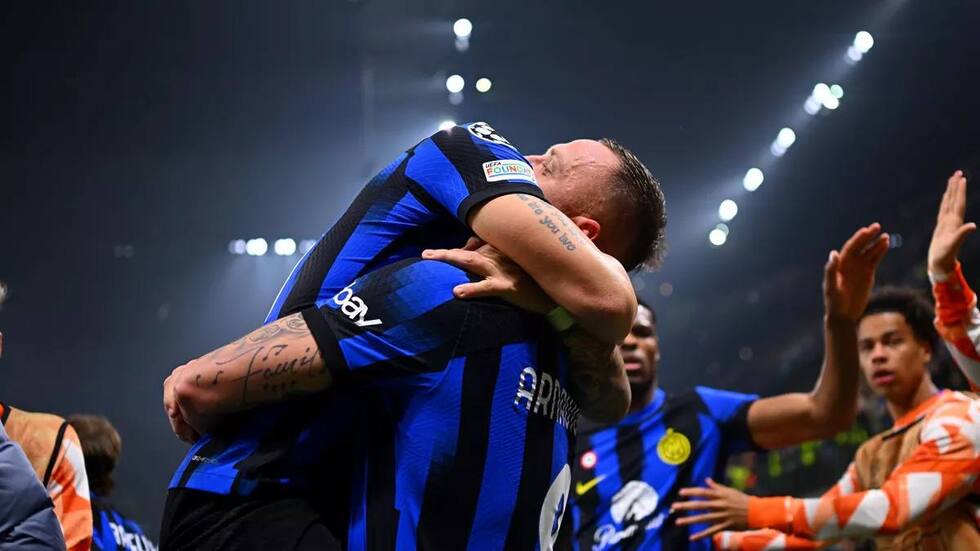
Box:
[164,312,328,436]
[562,327,631,423]
[746,224,888,449]
[467,193,636,343]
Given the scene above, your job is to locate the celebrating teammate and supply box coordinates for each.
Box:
[160,123,666,549]
[676,287,980,549]
[928,170,980,389]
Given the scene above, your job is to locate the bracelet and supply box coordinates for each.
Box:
[547,306,576,332]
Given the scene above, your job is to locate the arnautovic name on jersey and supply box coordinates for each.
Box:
[514,366,581,434]
[332,282,383,327]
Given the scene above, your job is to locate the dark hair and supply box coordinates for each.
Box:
[67,414,121,496]
[599,138,667,271]
[860,286,937,352]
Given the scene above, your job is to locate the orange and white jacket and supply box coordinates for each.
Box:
[714,390,980,550]
[931,261,980,390]
[0,403,93,551]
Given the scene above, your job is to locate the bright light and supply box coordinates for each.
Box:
[438,120,456,131]
[446,74,465,94]
[299,239,317,254]
[719,199,738,222]
[854,31,874,54]
[475,77,492,93]
[776,127,796,148]
[830,84,844,98]
[453,18,472,39]
[245,238,268,256]
[743,168,765,191]
[811,83,839,110]
[846,45,863,63]
[771,143,787,157]
[823,95,840,110]
[228,239,246,255]
[274,238,297,256]
[709,227,728,246]
[804,96,822,115]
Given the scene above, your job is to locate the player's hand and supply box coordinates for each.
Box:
[671,478,750,541]
[422,244,556,314]
[824,223,889,322]
[928,170,975,275]
[164,364,201,444]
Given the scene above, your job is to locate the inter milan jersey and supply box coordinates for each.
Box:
[570,387,759,551]
[301,258,581,550]
[169,121,546,497]
[91,496,156,551]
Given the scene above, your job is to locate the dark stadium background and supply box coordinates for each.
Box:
[1,0,978,538]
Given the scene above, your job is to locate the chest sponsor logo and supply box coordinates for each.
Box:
[467,121,515,148]
[575,474,606,496]
[656,428,691,465]
[514,366,581,434]
[332,283,383,327]
[593,480,663,550]
[482,159,537,184]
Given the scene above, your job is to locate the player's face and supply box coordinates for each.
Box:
[618,305,659,389]
[857,312,931,404]
[526,139,620,192]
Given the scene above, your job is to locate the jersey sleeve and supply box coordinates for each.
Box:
[47,426,92,551]
[301,258,473,391]
[404,122,548,224]
[745,395,980,541]
[695,386,762,454]
[714,529,830,550]
[931,261,980,389]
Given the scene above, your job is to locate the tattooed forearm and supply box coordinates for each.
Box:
[177,312,329,419]
[516,193,589,252]
[562,327,631,422]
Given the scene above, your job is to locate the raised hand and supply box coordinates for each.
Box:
[671,478,751,541]
[928,170,975,275]
[824,223,889,322]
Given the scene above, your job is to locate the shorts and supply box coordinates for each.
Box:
[160,488,341,551]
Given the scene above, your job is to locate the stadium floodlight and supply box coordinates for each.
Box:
[245,238,268,256]
[446,74,465,94]
[299,239,317,254]
[776,127,796,148]
[804,96,822,115]
[719,199,738,222]
[709,227,728,246]
[846,46,863,63]
[453,18,472,39]
[823,95,840,110]
[743,168,764,191]
[274,238,297,256]
[830,84,844,99]
[228,239,246,255]
[854,31,874,54]
[475,77,492,93]
[438,120,456,131]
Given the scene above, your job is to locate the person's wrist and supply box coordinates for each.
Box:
[928,257,955,277]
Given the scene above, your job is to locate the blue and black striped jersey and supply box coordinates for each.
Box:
[569,387,759,551]
[91,496,156,551]
[169,122,547,498]
[308,258,581,550]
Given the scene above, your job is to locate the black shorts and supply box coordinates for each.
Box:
[160,488,341,551]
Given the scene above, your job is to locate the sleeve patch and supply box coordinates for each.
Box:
[482,160,537,184]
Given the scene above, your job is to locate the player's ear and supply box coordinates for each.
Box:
[570,216,601,242]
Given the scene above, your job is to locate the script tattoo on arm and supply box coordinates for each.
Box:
[183,312,329,414]
[516,194,591,252]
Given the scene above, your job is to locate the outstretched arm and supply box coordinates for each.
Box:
[928,170,980,388]
[674,395,980,543]
[745,224,888,449]
[163,312,327,439]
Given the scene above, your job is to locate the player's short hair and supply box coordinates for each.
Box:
[68,414,122,496]
[860,286,938,352]
[599,138,667,272]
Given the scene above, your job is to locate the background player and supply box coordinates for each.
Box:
[676,287,980,549]
[69,414,157,551]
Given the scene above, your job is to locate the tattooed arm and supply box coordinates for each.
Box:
[466,193,637,344]
[563,327,631,422]
[163,312,327,439]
